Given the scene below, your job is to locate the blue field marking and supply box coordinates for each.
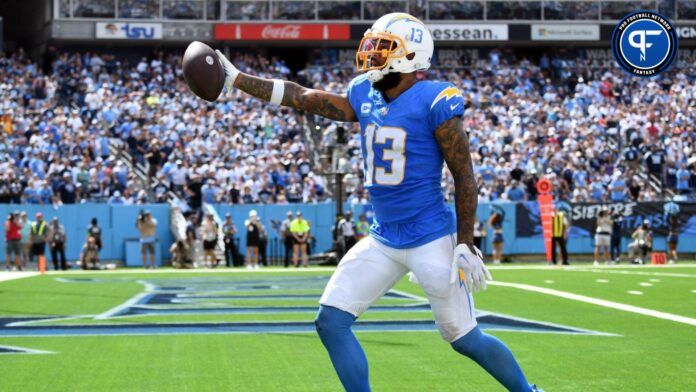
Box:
[0,314,604,337]
[0,344,53,354]
[122,303,433,316]
[9,275,616,337]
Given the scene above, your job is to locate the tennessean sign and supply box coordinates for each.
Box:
[426,24,508,41]
[215,24,350,41]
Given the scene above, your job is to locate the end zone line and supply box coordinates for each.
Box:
[490,281,696,327]
[0,272,39,282]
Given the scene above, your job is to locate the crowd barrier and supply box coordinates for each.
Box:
[1,202,694,264]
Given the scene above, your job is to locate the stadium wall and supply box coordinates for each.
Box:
[1,203,694,264]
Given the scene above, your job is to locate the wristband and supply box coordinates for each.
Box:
[270,79,285,105]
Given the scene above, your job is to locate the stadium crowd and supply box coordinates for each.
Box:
[0,46,694,212]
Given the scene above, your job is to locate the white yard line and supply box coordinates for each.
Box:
[563,269,696,278]
[490,281,696,327]
[0,272,39,282]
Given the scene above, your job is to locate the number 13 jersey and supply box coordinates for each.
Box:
[346,74,465,249]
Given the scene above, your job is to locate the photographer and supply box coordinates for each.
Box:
[80,236,100,270]
[170,240,193,269]
[4,212,22,271]
[281,211,294,268]
[49,217,67,271]
[628,220,652,264]
[222,213,239,268]
[136,210,158,269]
[610,213,623,263]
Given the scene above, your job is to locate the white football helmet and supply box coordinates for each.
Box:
[356,12,434,82]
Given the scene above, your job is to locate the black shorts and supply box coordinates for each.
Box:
[203,239,217,251]
[31,242,46,256]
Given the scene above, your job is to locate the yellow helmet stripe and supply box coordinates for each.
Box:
[386,14,424,28]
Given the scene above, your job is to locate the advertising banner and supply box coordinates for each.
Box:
[215,24,350,41]
[427,24,508,41]
[516,201,696,238]
[531,24,599,41]
[95,22,162,39]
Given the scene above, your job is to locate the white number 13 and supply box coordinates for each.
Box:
[364,124,406,186]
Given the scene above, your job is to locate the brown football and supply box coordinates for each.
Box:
[182,41,225,102]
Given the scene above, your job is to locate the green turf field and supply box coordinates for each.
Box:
[1,264,695,391]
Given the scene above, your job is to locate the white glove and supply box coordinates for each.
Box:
[215,49,240,92]
[450,243,492,293]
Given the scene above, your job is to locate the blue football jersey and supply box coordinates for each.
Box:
[346,74,465,248]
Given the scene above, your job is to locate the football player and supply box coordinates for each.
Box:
[216,13,540,392]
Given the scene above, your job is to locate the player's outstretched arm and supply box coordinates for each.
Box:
[436,117,491,292]
[216,50,356,122]
[435,117,477,247]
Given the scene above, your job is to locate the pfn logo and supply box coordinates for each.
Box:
[628,30,663,61]
[612,11,678,77]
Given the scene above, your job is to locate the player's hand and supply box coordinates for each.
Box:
[214,49,240,92]
[450,243,492,292]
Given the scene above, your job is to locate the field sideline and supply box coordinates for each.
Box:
[0,263,695,391]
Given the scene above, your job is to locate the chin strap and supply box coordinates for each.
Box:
[366,69,387,83]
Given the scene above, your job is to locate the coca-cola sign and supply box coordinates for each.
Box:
[215,23,350,41]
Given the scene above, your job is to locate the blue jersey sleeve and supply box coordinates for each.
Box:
[428,84,465,132]
[345,74,369,113]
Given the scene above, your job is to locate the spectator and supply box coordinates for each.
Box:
[473,219,486,252]
[245,210,261,270]
[19,211,33,269]
[87,218,102,252]
[280,211,294,268]
[676,162,691,194]
[290,211,310,268]
[4,212,23,271]
[201,213,219,268]
[30,213,48,271]
[551,207,570,265]
[355,214,370,241]
[80,236,101,270]
[48,217,68,271]
[136,210,158,269]
[609,172,627,202]
[594,209,612,266]
[58,173,79,204]
[222,213,239,267]
[488,209,504,264]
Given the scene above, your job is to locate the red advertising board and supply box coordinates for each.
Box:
[215,24,350,41]
[536,178,554,263]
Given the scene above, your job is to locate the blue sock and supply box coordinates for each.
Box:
[315,305,370,392]
[451,326,531,392]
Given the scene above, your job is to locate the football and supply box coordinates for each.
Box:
[182,41,225,102]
